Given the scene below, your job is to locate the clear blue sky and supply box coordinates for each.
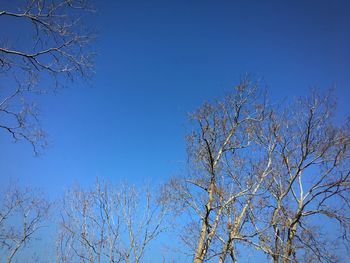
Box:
[1,0,350,196]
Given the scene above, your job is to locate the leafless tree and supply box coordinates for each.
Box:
[0,0,94,153]
[165,82,350,263]
[216,109,279,263]
[164,79,274,262]
[57,180,120,263]
[57,179,170,263]
[256,91,350,263]
[0,184,51,263]
[118,183,169,263]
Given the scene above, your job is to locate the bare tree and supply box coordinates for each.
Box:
[216,110,279,263]
[0,184,51,263]
[57,181,120,263]
[118,183,169,263]
[57,179,169,263]
[164,79,274,262]
[256,91,350,263]
[165,83,350,263]
[0,0,94,153]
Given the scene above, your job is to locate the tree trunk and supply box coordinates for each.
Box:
[282,225,296,263]
[193,180,215,263]
[218,234,235,263]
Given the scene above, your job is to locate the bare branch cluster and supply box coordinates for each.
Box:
[0,184,50,263]
[164,80,350,263]
[56,180,170,263]
[0,0,95,153]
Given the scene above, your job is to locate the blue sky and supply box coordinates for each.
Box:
[1,0,350,197]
